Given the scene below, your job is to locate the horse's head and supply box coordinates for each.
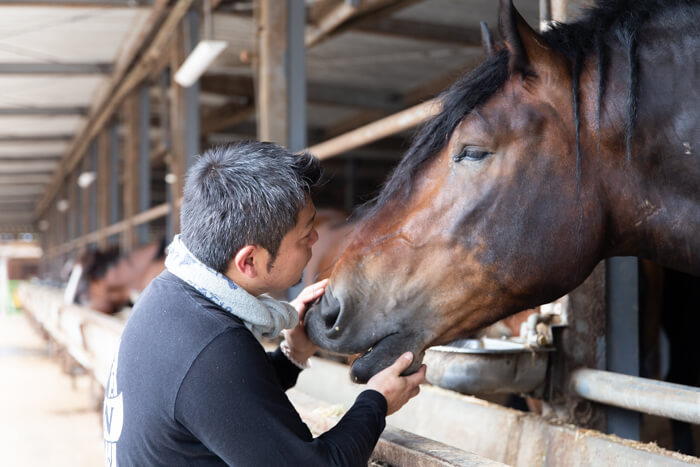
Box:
[79,241,166,314]
[306,1,615,382]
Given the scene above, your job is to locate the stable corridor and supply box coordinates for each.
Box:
[0,313,103,466]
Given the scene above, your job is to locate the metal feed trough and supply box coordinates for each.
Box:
[424,337,553,396]
[421,299,700,430]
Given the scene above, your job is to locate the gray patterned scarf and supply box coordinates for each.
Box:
[165,235,298,340]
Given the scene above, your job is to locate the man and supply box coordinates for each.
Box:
[103,141,426,466]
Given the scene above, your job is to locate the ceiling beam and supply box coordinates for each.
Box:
[306,0,422,48]
[200,73,403,111]
[199,74,255,97]
[0,155,62,161]
[0,185,45,196]
[0,161,57,173]
[0,146,67,156]
[0,224,35,233]
[354,18,482,46]
[324,58,479,139]
[308,81,403,111]
[0,135,73,143]
[0,0,153,6]
[0,107,88,116]
[201,104,255,135]
[0,215,34,223]
[0,174,51,185]
[0,219,35,228]
[0,63,113,74]
[309,98,442,160]
[0,193,40,201]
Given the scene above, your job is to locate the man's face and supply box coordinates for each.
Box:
[259,199,318,292]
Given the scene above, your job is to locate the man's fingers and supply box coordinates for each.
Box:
[300,279,328,304]
[390,352,414,375]
[405,364,427,386]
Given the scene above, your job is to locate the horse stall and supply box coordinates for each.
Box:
[2,0,698,465]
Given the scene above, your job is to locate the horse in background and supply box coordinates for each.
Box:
[76,240,166,315]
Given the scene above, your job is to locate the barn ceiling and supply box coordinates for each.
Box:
[0,0,539,234]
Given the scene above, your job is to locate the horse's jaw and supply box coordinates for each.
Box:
[348,333,427,383]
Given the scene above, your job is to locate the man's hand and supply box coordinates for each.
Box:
[366,352,426,416]
[283,279,329,363]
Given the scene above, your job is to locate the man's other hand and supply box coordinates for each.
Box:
[366,352,426,416]
[284,279,329,363]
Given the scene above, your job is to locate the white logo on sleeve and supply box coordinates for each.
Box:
[104,342,123,467]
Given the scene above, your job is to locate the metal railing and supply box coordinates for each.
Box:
[570,368,700,425]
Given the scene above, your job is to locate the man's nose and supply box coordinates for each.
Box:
[309,228,319,247]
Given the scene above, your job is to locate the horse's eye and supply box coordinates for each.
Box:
[454,147,492,162]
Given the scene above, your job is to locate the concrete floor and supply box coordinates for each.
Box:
[0,313,103,466]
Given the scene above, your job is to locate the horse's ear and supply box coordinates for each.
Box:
[480,22,503,58]
[480,21,494,57]
[498,0,568,80]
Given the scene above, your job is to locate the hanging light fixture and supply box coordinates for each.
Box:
[57,199,70,212]
[77,171,97,188]
[174,0,227,87]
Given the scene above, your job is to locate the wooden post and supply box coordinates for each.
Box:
[108,122,120,246]
[122,93,140,253]
[605,258,641,440]
[68,170,77,242]
[169,8,200,235]
[551,0,568,23]
[97,130,110,249]
[169,26,186,235]
[256,0,288,145]
[47,208,55,275]
[183,9,200,169]
[60,184,69,274]
[138,83,151,245]
[547,264,607,430]
[81,147,92,242]
[287,0,306,152]
[158,68,175,241]
[89,141,98,240]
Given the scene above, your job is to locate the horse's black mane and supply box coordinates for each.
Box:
[360,0,693,219]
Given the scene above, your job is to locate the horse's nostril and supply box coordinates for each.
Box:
[318,288,342,331]
[322,307,340,330]
[321,302,340,330]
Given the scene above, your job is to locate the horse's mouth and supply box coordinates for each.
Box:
[349,332,424,383]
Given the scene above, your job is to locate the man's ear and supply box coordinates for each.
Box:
[232,245,259,278]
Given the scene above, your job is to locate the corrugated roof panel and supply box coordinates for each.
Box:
[0,115,85,136]
[0,7,149,63]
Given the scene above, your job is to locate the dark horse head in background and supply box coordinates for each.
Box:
[305,0,700,382]
[78,240,167,314]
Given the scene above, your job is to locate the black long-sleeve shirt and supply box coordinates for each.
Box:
[103,271,387,466]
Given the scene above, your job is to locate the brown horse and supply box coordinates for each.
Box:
[305,0,700,383]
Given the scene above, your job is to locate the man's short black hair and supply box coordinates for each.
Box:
[180,141,321,273]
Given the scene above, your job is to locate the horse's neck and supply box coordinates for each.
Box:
[599,19,700,275]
